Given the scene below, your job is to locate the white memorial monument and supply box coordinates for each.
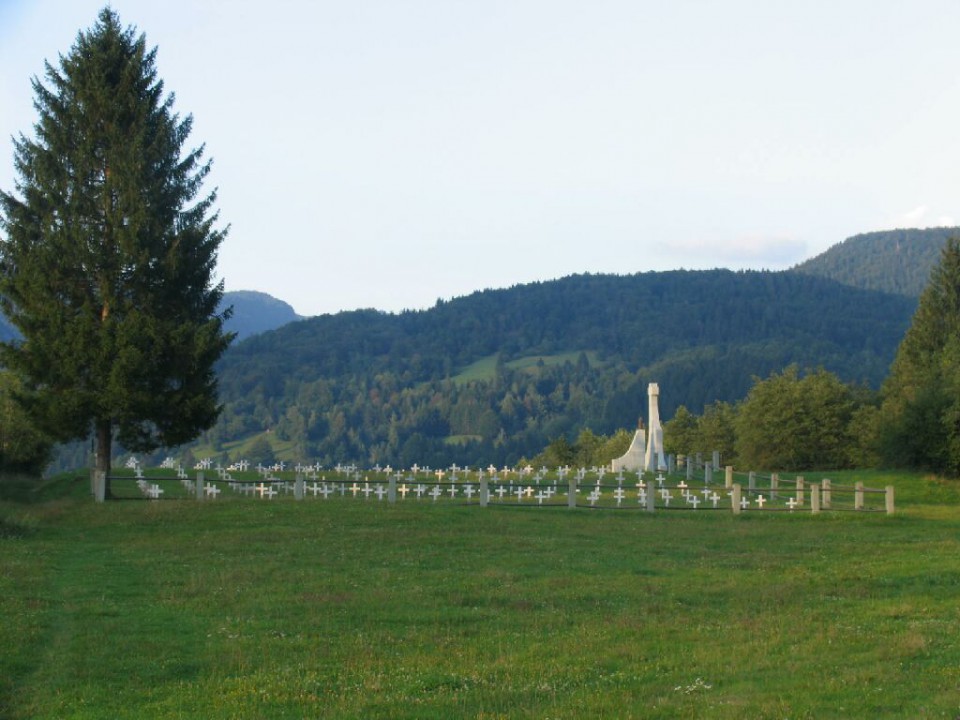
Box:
[611,382,667,472]
[644,383,666,471]
[610,421,646,472]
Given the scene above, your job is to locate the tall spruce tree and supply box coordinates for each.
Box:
[880,237,960,473]
[0,8,233,483]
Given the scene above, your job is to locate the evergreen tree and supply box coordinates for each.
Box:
[0,370,53,474]
[0,9,232,484]
[880,237,960,472]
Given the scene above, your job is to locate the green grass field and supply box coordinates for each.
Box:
[452,352,602,386]
[1,469,959,718]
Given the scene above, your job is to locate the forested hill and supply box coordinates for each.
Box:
[206,269,916,468]
[221,290,302,340]
[793,227,958,297]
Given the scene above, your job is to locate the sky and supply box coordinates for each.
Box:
[2,1,960,317]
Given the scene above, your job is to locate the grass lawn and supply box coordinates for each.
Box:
[1,469,959,718]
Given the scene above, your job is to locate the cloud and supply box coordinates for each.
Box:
[664,234,807,267]
[881,205,958,230]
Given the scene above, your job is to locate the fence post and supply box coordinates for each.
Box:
[855,481,864,510]
[294,473,304,500]
[646,476,655,512]
[686,458,693,482]
[196,471,205,501]
[796,476,804,507]
[705,464,713,485]
[388,475,397,504]
[748,471,756,491]
[568,474,577,508]
[731,483,742,515]
[886,485,895,515]
[810,483,820,514]
[770,472,779,501]
[94,470,106,503]
[822,478,831,509]
[712,451,721,471]
[724,465,733,488]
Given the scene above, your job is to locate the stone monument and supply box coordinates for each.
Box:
[644,383,666,472]
[610,420,646,472]
[610,382,667,472]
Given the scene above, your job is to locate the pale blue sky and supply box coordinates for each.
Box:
[2,0,960,316]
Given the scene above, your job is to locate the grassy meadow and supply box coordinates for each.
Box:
[1,469,959,718]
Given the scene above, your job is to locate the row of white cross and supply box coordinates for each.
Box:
[130,457,805,510]
[167,474,803,510]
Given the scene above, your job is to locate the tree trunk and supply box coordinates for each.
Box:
[96,420,112,498]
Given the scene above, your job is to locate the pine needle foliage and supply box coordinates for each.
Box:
[881,237,960,473]
[0,8,233,476]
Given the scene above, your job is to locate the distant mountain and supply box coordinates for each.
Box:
[221,290,302,341]
[0,313,17,343]
[203,270,917,468]
[793,227,958,297]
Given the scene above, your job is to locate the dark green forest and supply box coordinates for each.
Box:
[198,268,915,468]
[793,226,955,297]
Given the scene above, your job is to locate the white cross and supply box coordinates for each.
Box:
[429,485,443,502]
[740,496,750,510]
[349,483,361,497]
[320,485,334,499]
[375,485,388,501]
[638,490,647,505]
[711,492,721,508]
[515,486,526,503]
[204,483,221,498]
[414,484,426,498]
[399,484,410,499]
[688,494,700,510]
[361,483,373,499]
[786,497,798,511]
[535,490,548,505]
[463,484,476,499]
[613,487,626,506]
[661,489,672,506]
[756,495,766,509]
[588,489,601,506]
[447,485,458,498]
[495,486,508,501]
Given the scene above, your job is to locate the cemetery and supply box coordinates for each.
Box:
[101,455,896,516]
[96,384,896,516]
